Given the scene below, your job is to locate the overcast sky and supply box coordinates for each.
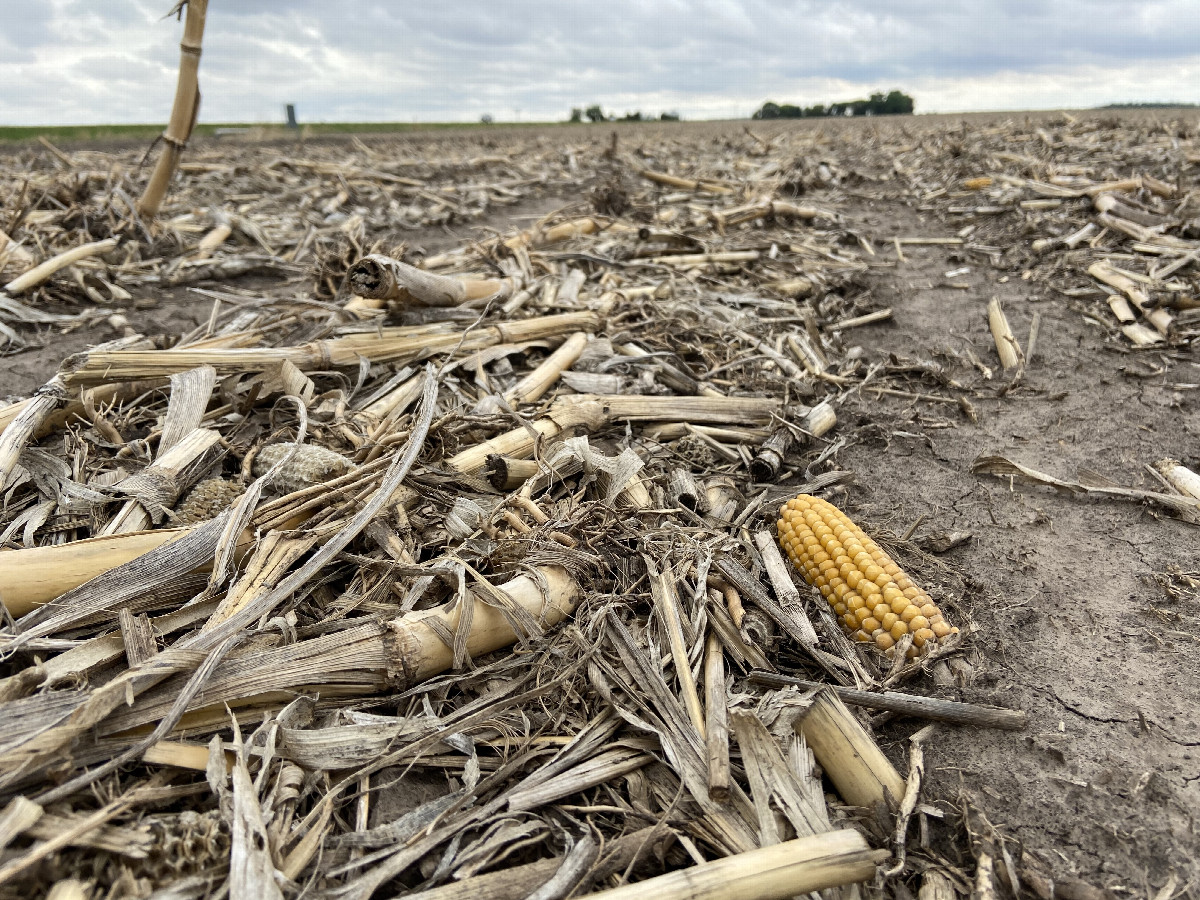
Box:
[2,1,1198,125]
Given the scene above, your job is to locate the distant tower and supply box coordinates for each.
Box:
[285,104,298,129]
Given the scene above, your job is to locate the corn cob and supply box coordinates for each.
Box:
[175,477,245,525]
[777,494,957,657]
[251,443,356,495]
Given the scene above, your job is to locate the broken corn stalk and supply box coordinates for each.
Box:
[777,494,957,657]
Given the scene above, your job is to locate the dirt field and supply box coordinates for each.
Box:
[0,110,1196,898]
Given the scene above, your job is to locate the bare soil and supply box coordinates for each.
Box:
[836,199,1199,889]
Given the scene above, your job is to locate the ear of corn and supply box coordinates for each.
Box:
[777,494,957,657]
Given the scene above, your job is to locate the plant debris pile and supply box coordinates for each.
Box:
[0,111,1195,899]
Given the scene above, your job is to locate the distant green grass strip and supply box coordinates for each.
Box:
[0,121,562,144]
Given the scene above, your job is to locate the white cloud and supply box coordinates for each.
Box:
[0,1,1198,125]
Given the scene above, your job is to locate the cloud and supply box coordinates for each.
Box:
[1,1,1198,125]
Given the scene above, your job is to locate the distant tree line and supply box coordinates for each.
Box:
[570,106,681,123]
[753,91,914,119]
[1099,102,1197,109]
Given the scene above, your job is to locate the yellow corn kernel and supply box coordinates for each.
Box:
[777,493,958,657]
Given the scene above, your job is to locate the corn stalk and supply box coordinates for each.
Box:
[138,0,208,217]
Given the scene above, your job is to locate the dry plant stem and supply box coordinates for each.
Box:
[0,797,43,850]
[920,871,958,900]
[445,399,607,474]
[193,221,231,259]
[636,168,734,194]
[619,342,724,398]
[1026,311,1041,364]
[649,424,767,442]
[707,590,771,671]
[584,830,884,900]
[704,476,743,525]
[344,295,385,319]
[748,671,1027,730]
[347,254,516,305]
[974,837,998,900]
[142,740,224,772]
[35,390,435,748]
[1,525,206,618]
[485,455,542,490]
[972,454,1200,522]
[0,378,186,439]
[832,308,892,330]
[771,277,815,298]
[802,400,837,439]
[578,394,783,426]
[647,250,760,266]
[668,468,706,512]
[786,334,830,375]
[0,229,35,273]
[3,601,217,693]
[3,237,119,294]
[360,372,424,423]
[1155,459,1200,500]
[160,364,217,453]
[405,826,668,900]
[230,732,284,900]
[795,688,906,812]
[0,487,329,617]
[385,565,579,686]
[190,371,434,650]
[504,747,654,812]
[1088,261,1172,335]
[138,0,208,217]
[101,427,221,535]
[886,724,932,875]
[502,216,622,250]
[1154,246,1200,279]
[282,802,332,882]
[1103,292,1161,346]
[704,632,731,801]
[0,374,67,490]
[619,471,654,509]
[1092,192,1164,227]
[752,532,820,648]
[119,608,158,665]
[750,429,794,483]
[683,424,740,463]
[986,298,1022,371]
[202,531,319,631]
[417,217,631,266]
[714,199,833,230]
[503,331,588,404]
[44,881,87,900]
[715,555,826,665]
[62,311,598,386]
[648,559,706,739]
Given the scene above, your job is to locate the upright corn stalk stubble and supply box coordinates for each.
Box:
[138,0,208,218]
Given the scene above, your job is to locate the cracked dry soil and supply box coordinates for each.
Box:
[832,194,1198,890]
